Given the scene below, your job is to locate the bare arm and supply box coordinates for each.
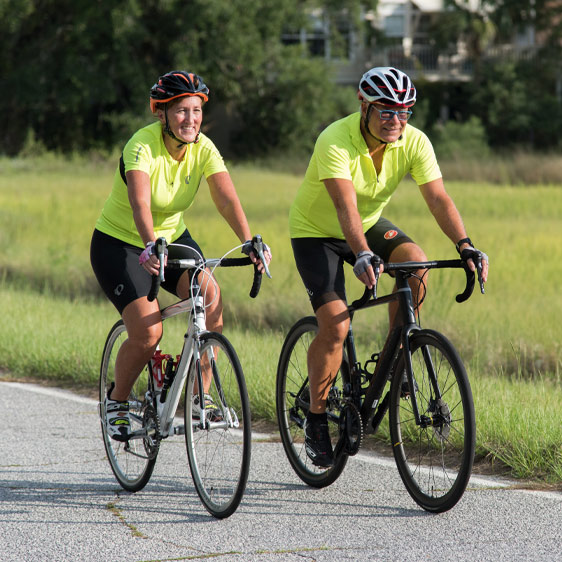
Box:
[207,171,271,272]
[324,178,370,255]
[420,177,488,281]
[419,178,469,244]
[126,170,156,246]
[126,169,159,275]
[323,177,378,288]
[207,171,252,243]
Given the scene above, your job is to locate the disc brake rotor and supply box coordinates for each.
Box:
[431,398,451,441]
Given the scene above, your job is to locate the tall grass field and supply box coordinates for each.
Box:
[1,154,561,485]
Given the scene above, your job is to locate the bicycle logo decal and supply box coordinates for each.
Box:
[384,229,398,240]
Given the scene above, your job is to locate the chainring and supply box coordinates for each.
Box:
[142,404,161,460]
[339,401,363,455]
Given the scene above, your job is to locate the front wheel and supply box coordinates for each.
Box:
[389,329,475,513]
[99,320,158,492]
[275,317,349,488]
[184,332,251,519]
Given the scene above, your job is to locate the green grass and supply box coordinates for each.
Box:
[2,154,562,484]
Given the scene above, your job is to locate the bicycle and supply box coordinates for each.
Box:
[276,255,485,513]
[99,235,270,518]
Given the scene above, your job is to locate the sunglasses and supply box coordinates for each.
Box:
[373,108,413,121]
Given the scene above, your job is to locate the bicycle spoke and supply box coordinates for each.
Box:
[99,321,158,492]
[185,333,251,519]
[390,330,475,513]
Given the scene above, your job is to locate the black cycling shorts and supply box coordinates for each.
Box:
[291,217,413,311]
[90,229,205,314]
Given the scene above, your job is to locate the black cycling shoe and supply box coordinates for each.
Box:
[304,416,334,468]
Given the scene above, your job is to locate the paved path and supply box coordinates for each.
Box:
[1,381,561,561]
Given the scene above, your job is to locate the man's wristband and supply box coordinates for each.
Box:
[455,237,473,254]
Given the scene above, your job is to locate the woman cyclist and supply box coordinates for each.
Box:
[91,70,271,441]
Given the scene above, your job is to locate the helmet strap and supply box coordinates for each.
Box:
[363,104,388,145]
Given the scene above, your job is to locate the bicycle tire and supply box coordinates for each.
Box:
[275,317,349,488]
[99,320,158,492]
[184,332,251,519]
[389,329,475,513]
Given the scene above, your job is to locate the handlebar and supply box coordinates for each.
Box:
[351,258,484,310]
[147,236,269,302]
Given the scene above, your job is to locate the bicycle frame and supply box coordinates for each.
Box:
[276,255,482,512]
[154,291,206,437]
[344,259,476,435]
[145,246,266,438]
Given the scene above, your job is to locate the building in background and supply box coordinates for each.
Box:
[282,0,543,85]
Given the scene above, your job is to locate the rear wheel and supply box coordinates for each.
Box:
[184,332,251,519]
[276,317,349,488]
[99,320,158,492]
[389,329,475,513]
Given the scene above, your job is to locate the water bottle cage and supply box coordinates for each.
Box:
[151,350,172,388]
[361,353,380,383]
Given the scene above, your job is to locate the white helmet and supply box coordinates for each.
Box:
[358,67,416,107]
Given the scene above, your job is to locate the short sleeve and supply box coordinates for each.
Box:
[201,141,228,178]
[122,136,153,175]
[408,131,442,186]
[315,130,354,182]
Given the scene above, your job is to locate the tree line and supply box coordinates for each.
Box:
[1,0,560,158]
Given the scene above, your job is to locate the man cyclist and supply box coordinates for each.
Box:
[289,66,488,467]
[91,70,271,441]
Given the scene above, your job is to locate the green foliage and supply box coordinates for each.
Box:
[2,0,561,156]
[431,116,490,160]
[233,49,357,155]
[0,0,368,157]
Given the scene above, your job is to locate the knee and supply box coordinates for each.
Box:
[130,322,162,354]
[317,319,349,350]
[392,242,426,263]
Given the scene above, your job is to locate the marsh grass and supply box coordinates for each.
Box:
[2,154,562,483]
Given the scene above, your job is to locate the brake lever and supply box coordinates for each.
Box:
[155,237,166,282]
[476,254,485,294]
[371,256,381,300]
[253,234,272,279]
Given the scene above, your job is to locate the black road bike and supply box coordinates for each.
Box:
[276,257,484,513]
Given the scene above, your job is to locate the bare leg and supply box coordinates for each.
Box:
[110,297,163,402]
[387,242,428,329]
[307,299,350,414]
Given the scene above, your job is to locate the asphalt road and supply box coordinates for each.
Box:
[1,380,561,562]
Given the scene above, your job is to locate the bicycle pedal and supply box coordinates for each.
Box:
[173,424,185,435]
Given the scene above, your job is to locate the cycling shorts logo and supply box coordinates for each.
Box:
[114,284,124,296]
[384,229,398,240]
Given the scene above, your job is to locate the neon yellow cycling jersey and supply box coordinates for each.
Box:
[95,121,227,247]
[289,112,441,239]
